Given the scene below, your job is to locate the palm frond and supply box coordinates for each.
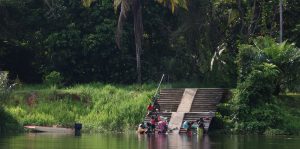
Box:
[114,0,130,12]
[157,0,188,13]
[82,0,96,8]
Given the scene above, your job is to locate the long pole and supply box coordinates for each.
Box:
[154,74,165,97]
[279,0,283,43]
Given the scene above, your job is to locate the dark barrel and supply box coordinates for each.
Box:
[74,123,82,136]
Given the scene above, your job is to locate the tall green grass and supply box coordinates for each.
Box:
[3,83,156,132]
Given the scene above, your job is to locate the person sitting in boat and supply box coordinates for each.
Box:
[137,123,147,134]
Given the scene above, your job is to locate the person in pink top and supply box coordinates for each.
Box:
[158,120,168,134]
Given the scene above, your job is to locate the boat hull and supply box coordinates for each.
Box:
[24,126,74,133]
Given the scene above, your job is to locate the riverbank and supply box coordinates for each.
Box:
[1,84,299,135]
[0,83,156,133]
[214,92,300,135]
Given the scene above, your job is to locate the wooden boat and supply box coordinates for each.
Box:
[24,125,74,133]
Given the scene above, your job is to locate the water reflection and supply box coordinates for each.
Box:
[144,134,211,149]
[1,133,300,149]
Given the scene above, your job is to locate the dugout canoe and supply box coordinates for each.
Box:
[24,125,74,133]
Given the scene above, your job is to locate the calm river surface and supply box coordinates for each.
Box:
[1,133,300,149]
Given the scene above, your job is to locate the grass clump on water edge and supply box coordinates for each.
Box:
[71,83,155,132]
[2,83,156,133]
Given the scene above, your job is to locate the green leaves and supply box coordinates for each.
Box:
[238,36,300,92]
[158,0,188,13]
[82,0,96,8]
[235,63,279,107]
[217,36,300,134]
[43,71,63,87]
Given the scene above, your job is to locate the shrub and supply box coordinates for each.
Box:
[238,36,300,94]
[0,107,23,134]
[217,36,300,134]
[235,63,279,106]
[264,128,285,136]
[43,71,63,86]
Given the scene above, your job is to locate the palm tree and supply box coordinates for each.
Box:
[114,0,143,83]
[82,0,187,83]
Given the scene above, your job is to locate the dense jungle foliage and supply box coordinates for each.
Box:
[1,0,298,86]
[1,0,300,134]
[216,37,300,135]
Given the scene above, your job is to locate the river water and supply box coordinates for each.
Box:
[0,133,299,149]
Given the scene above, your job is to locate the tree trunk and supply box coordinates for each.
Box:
[236,0,245,34]
[116,1,128,49]
[132,0,143,84]
[279,0,283,43]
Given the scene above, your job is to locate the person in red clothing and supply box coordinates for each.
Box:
[147,103,154,111]
[147,103,154,116]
